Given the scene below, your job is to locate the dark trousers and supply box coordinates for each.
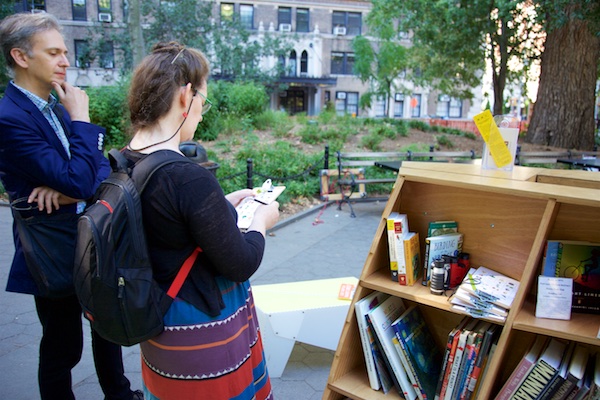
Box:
[35,294,132,400]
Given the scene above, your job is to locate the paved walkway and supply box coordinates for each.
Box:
[0,199,387,399]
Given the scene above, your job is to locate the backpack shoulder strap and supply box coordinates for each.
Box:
[118,149,194,195]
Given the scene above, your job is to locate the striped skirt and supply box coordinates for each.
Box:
[140,279,273,400]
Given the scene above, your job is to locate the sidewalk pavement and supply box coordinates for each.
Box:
[0,199,387,400]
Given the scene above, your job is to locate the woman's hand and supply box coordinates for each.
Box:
[28,186,79,213]
[226,189,254,207]
[248,201,280,235]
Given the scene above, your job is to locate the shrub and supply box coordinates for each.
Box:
[87,82,130,149]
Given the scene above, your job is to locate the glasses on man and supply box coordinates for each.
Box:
[193,89,212,115]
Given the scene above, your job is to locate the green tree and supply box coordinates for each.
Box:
[526,0,600,149]
[366,0,542,115]
[352,20,409,115]
[140,0,292,85]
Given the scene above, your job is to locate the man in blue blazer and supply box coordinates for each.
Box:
[0,12,141,400]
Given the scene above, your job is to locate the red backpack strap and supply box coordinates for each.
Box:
[166,247,202,299]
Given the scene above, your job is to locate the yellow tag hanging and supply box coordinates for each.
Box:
[473,110,513,168]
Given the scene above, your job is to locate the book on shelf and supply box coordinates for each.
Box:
[541,240,600,315]
[465,323,499,400]
[460,266,520,310]
[403,232,422,286]
[423,232,463,288]
[354,291,391,391]
[510,337,567,400]
[392,335,424,399]
[366,296,418,400]
[443,318,479,400]
[475,341,499,399]
[586,353,600,400]
[494,335,548,400]
[539,340,575,400]
[450,286,509,320]
[557,344,591,400]
[422,220,459,286]
[386,212,410,283]
[392,304,443,400]
[454,321,492,400]
[566,353,595,400]
[435,316,470,400]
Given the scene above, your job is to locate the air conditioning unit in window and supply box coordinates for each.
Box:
[98,13,112,23]
[333,26,347,36]
[31,9,45,14]
[336,92,347,100]
[279,23,292,32]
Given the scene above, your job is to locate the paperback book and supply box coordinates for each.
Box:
[422,221,459,286]
[403,232,421,286]
[367,296,418,400]
[459,266,519,310]
[354,291,391,391]
[423,232,463,288]
[542,240,600,315]
[392,304,443,399]
[386,212,410,283]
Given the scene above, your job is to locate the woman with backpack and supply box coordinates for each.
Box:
[123,42,280,400]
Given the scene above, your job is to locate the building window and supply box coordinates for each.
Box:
[394,93,404,117]
[449,98,462,118]
[325,91,331,104]
[288,51,297,77]
[410,94,421,118]
[100,41,114,69]
[18,0,46,12]
[278,7,291,26]
[332,11,361,35]
[335,92,359,116]
[436,94,450,118]
[72,0,86,21]
[220,3,234,23]
[300,51,308,76]
[97,0,110,12]
[239,4,253,30]
[375,96,386,117]
[74,40,91,68]
[436,95,462,118]
[296,8,309,33]
[331,52,355,75]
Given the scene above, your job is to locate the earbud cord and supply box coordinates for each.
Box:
[128,96,195,152]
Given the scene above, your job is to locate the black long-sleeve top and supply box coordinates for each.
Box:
[124,149,266,317]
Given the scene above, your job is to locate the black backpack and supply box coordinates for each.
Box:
[74,148,201,346]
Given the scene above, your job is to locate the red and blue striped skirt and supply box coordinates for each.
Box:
[140,279,273,400]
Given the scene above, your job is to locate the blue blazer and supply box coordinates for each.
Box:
[0,83,110,295]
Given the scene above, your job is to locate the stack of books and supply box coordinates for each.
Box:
[495,335,600,400]
[449,266,520,322]
[422,220,463,288]
[386,212,421,286]
[436,317,499,400]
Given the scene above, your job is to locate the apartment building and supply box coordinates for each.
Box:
[14,0,478,119]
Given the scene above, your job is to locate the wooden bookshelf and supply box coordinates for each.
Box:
[324,162,600,400]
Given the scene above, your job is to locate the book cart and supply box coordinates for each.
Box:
[324,161,600,400]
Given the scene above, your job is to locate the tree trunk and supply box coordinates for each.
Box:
[526,17,600,150]
[127,0,145,68]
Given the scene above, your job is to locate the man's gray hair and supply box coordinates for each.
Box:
[0,12,62,70]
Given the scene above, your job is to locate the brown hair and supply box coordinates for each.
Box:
[128,41,210,134]
[0,12,62,69]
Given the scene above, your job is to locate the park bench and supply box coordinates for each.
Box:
[320,146,476,217]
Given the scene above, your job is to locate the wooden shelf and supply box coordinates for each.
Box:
[324,163,600,400]
[513,299,600,346]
